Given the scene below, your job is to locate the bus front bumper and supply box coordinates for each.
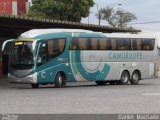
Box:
[8,73,37,84]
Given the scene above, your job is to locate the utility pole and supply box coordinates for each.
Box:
[95,3,100,26]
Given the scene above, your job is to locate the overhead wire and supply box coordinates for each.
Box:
[131,21,160,25]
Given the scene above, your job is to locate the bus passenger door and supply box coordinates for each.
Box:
[36,42,48,82]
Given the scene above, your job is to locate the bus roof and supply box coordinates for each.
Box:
[105,33,156,38]
[19,29,93,38]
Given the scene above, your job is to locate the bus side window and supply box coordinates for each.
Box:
[141,39,149,50]
[79,38,87,50]
[100,38,111,50]
[99,38,107,50]
[70,38,78,50]
[116,39,123,50]
[116,38,131,50]
[37,42,48,64]
[52,40,60,56]
[90,38,98,50]
[150,39,155,50]
[70,38,88,50]
[106,39,111,50]
[141,39,155,50]
[59,39,65,52]
[111,39,117,50]
[131,38,141,50]
[137,39,142,50]
[48,39,65,59]
[48,40,53,56]
[37,39,66,65]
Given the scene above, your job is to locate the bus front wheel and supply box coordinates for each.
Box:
[55,72,66,88]
[130,71,140,85]
[31,84,39,88]
[120,71,130,85]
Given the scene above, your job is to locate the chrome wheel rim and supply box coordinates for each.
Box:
[59,75,63,85]
[132,74,139,82]
[122,74,128,83]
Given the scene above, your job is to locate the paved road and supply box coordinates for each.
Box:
[0,76,160,114]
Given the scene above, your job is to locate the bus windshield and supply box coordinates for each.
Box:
[10,41,34,69]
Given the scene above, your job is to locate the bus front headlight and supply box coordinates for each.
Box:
[32,72,37,83]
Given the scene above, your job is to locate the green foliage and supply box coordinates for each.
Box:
[96,6,137,28]
[28,0,94,22]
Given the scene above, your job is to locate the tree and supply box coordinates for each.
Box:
[96,6,137,29]
[28,0,94,22]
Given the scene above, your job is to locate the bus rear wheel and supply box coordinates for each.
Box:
[31,84,39,88]
[55,72,66,88]
[130,71,140,85]
[95,81,107,86]
[120,71,130,85]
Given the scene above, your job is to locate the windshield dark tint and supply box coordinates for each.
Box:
[10,41,34,69]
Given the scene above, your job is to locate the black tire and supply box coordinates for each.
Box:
[31,84,39,88]
[130,71,140,85]
[120,71,130,85]
[109,81,116,85]
[95,81,107,86]
[55,73,66,88]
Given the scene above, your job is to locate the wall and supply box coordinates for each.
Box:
[0,0,12,15]
[17,0,28,15]
[0,0,28,15]
[0,37,13,76]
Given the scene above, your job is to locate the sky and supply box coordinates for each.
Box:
[81,0,160,32]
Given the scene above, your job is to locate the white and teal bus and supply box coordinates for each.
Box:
[8,29,160,88]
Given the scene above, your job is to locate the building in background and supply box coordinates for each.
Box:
[0,0,33,75]
[0,0,32,15]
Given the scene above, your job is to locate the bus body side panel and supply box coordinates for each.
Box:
[35,36,77,84]
[35,36,72,84]
[108,50,157,80]
[69,49,158,82]
[35,33,159,83]
[69,50,111,81]
[36,49,158,84]
[36,51,71,84]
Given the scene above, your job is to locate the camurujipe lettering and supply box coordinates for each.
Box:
[109,52,143,60]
